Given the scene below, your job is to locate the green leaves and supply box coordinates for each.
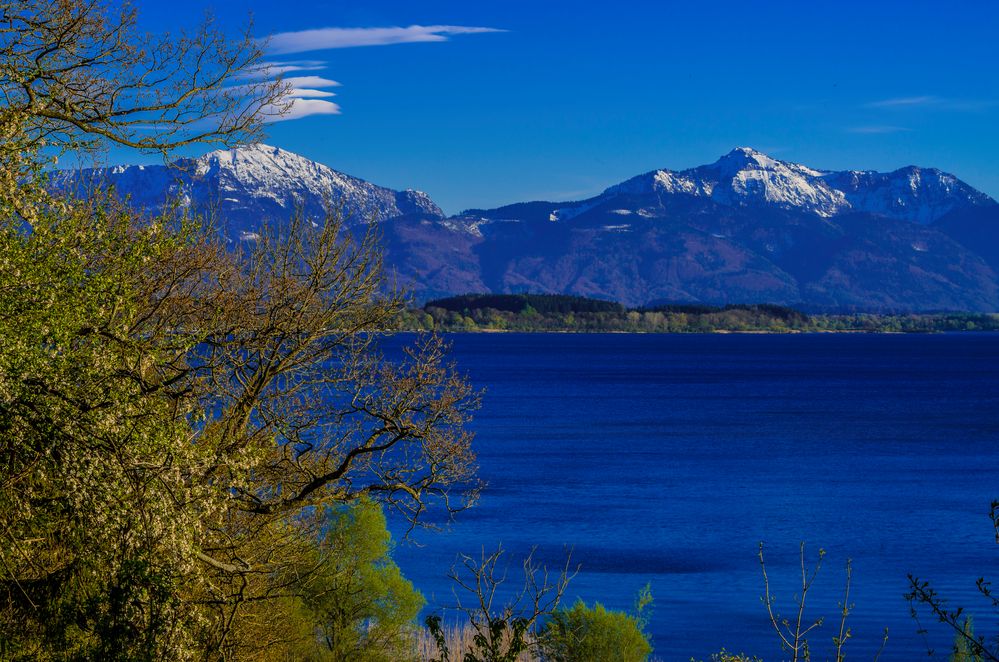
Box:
[0,183,480,658]
[540,599,653,662]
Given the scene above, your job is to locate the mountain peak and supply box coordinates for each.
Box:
[54,144,445,236]
[688,148,842,215]
[726,146,770,160]
[194,143,316,176]
[587,150,993,223]
[209,142,281,154]
[713,147,820,175]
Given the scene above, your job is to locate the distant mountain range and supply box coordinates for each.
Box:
[57,144,999,312]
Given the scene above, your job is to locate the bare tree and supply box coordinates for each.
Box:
[759,542,826,662]
[0,0,290,224]
[905,500,999,661]
[0,0,288,158]
[758,543,887,662]
[426,545,577,662]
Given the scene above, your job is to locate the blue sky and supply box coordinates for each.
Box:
[134,0,998,214]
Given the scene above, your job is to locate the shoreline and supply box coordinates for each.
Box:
[395,327,983,335]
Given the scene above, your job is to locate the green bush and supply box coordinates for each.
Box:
[294,498,425,661]
[540,600,651,662]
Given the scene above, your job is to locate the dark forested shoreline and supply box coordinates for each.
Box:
[397,293,999,333]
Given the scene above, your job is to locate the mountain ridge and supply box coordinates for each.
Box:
[465,147,995,226]
[54,145,999,312]
[55,144,444,241]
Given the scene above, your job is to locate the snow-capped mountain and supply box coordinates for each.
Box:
[55,145,999,311]
[821,166,993,224]
[552,147,993,224]
[446,148,999,311]
[601,147,850,218]
[57,144,443,239]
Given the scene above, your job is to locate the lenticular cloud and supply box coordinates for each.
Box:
[266,25,504,54]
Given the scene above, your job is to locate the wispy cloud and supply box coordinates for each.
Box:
[283,76,341,89]
[865,96,995,111]
[278,76,341,120]
[268,98,342,122]
[266,25,505,55]
[289,88,337,99]
[251,25,502,122]
[846,125,912,134]
[236,61,327,82]
[252,60,327,77]
[247,75,342,122]
[867,96,939,108]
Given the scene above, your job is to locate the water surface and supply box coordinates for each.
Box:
[387,333,999,661]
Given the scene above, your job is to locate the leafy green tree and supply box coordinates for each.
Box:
[0,2,479,657]
[0,188,478,659]
[540,600,652,662]
[297,498,425,662]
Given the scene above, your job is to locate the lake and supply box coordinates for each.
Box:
[386,332,999,661]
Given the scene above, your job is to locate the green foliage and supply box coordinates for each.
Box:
[296,498,425,662]
[401,293,999,334]
[951,618,984,662]
[633,582,653,633]
[540,600,652,662]
[0,196,208,659]
[425,294,625,315]
[0,165,477,659]
[0,2,470,661]
[424,616,451,662]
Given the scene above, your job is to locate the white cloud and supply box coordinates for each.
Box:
[260,61,327,75]
[867,96,938,108]
[249,75,342,122]
[846,125,912,134]
[250,25,501,122]
[289,88,337,99]
[266,25,505,55]
[265,76,342,121]
[267,98,342,122]
[865,96,995,111]
[236,61,327,80]
[283,75,341,89]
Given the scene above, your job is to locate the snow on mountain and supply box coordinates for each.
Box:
[820,166,994,224]
[57,144,444,237]
[57,144,996,244]
[49,145,999,311]
[698,147,849,216]
[558,147,994,223]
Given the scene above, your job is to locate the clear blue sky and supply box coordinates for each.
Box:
[133,0,999,215]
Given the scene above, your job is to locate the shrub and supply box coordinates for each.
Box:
[540,600,651,662]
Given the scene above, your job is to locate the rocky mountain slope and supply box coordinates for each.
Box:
[550,147,993,223]
[56,144,443,240]
[57,145,999,312]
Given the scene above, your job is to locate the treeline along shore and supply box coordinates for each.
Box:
[397,293,999,333]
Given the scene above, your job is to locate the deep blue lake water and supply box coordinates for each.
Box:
[385,333,999,661]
